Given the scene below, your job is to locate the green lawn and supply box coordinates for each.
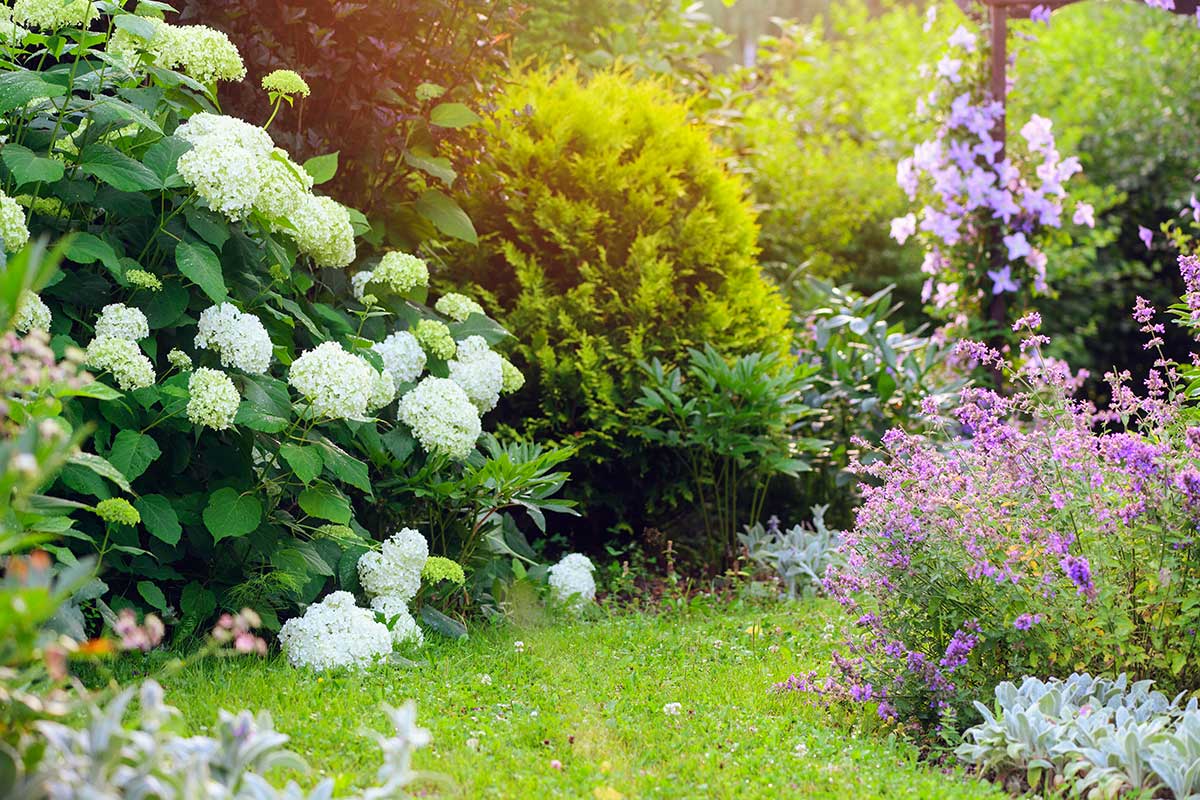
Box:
[131,599,1001,799]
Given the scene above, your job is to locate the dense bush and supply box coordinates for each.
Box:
[175,0,521,251]
[0,3,569,635]
[453,67,793,545]
[782,278,1200,728]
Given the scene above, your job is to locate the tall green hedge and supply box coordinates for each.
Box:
[453,68,792,541]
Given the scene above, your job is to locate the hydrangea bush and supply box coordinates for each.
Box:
[0,1,565,634]
[778,266,1200,729]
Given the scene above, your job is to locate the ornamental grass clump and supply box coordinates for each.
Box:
[781,267,1200,729]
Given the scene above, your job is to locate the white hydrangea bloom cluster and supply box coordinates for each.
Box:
[14,291,50,332]
[370,252,428,296]
[397,377,481,461]
[86,337,155,391]
[176,113,274,221]
[368,366,396,412]
[373,331,426,388]
[0,191,30,252]
[278,591,392,671]
[548,553,597,610]
[447,336,504,414]
[370,595,424,647]
[0,6,30,40]
[194,303,272,374]
[290,195,356,268]
[434,293,485,322]
[413,319,456,360]
[358,528,429,602]
[288,341,380,420]
[94,303,149,341]
[500,357,525,394]
[12,0,96,30]
[167,348,193,371]
[350,270,374,301]
[186,367,239,430]
[109,18,246,83]
[253,149,314,221]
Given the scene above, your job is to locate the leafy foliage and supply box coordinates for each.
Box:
[175,0,521,250]
[636,345,825,562]
[453,67,793,545]
[737,507,841,600]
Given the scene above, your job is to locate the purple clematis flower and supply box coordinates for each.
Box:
[988,265,1021,295]
[1073,202,1095,228]
[1030,5,1052,24]
[1003,232,1032,261]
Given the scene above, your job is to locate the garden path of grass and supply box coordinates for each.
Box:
[137,600,1002,799]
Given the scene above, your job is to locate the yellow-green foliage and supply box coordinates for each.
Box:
[455,67,791,531]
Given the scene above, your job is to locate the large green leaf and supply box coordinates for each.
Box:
[66,451,131,493]
[175,240,226,303]
[3,144,65,186]
[415,189,477,244]
[419,605,468,639]
[303,152,338,185]
[429,102,482,129]
[106,430,161,482]
[177,581,217,640]
[134,494,181,546]
[136,580,168,613]
[79,144,161,192]
[298,484,351,524]
[0,70,66,115]
[66,233,124,279]
[315,438,372,495]
[202,487,263,543]
[142,136,191,189]
[280,443,323,485]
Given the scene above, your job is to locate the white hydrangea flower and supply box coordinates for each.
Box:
[373,331,426,388]
[0,6,31,40]
[368,366,396,413]
[413,319,456,360]
[434,293,484,322]
[167,348,193,371]
[370,595,424,648]
[447,336,504,414]
[350,270,374,301]
[288,341,377,420]
[371,252,428,296]
[86,337,155,391]
[278,591,393,671]
[500,356,525,394]
[357,527,429,602]
[176,113,273,221]
[109,18,246,83]
[0,191,30,252]
[397,377,481,461]
[548,553,596,610]
[12,0,96,30]
[291,194,356,268]
[194,303,272,374]
[254,149,314,221]
[187,367,239,430]
[14,291,50,332]
[94,303,149,342]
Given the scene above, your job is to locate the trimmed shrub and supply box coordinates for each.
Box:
[453,67,793,543]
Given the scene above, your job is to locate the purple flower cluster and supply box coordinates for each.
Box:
[776,261,1200,725]
[890,23,1090,321]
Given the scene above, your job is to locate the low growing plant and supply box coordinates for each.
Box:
[737,507,841,600]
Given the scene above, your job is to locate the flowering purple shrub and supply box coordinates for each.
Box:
[779,270,1200,730]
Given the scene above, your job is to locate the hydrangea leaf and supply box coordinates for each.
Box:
[2,144,65,186]
[0,70,66,115]
[175,240,227,303]
[429,102,481,129]
[279,443,322,485]
[202,487,262,543]
[415,189,477,244]
[66,451,131,493]
[419,605,468,640]
[142,136,191,189]
[298,484,351,524]
[136,580,168,613]
[302,152,338,185]
[106,430,161,482]
[134,494,181,546]
[79,144,162,193]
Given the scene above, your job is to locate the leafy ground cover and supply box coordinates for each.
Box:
[116,601,1001,799]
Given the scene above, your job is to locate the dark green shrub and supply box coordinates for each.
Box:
[452,67,793,544]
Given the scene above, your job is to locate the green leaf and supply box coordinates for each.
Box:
[107,430,161,482]
[202,487,263,543]
[175,240,226,303]
[184,206,230,250]
[273,542,335,577]
[142,136,190,189]
[298,484,352,524]
[136,580,168,613]
[338,545,367,593]
[0,70,66,115]
[280,443,323,485]
[66,233,124,279]
[113,13,160,41]
[302,152,338,185]
[429,102,482,129]
[2,144,64,186]
[315,439,372,495]
[403,151,456,185]
[177,581,216,639]
[79,143,162,192]
[419,605,467,639]
[66,451,131,493]
[415,189,477,244]
[134,494,181,545]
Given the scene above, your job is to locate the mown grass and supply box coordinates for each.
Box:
[117,599,1001,799]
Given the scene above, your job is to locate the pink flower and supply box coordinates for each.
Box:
[890,213,917,244]
[1073,202,1095,228]
[1139,225,1154,249]
[948,25,977,52]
